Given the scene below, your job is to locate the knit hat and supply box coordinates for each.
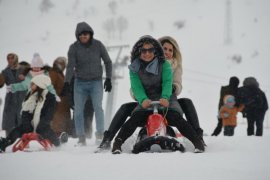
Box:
[31,53,44,68]
[223,95,235,105]
[31,74,51,89]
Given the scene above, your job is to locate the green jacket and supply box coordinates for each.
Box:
[130,60,172,105]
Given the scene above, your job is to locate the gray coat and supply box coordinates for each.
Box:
[1,68,27,131]
[65,22,112,83]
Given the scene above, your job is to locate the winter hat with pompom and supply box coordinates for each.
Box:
[31,53,44,68]
[31,74,51,89]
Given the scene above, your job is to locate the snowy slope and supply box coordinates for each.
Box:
[0,125,270,180]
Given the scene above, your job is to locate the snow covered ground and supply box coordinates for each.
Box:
[1,124,270,180]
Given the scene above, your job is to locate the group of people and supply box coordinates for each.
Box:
[0,21,268,154]
[212,76,268,136]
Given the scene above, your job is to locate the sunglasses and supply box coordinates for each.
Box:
[79,32,90,36]
[140,47,155,54]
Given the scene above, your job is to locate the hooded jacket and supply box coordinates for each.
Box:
[65,22,112,83]
[128,35,181,113]
[158,36,182,96]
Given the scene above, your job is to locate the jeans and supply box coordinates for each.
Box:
[74,78,104,136]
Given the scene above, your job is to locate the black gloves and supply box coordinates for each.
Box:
[104,78,112,92]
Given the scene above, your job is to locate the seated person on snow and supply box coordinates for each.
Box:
[111,35,205,154]
[97,36,204,151]
[0,74,68,153]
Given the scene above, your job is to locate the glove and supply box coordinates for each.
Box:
[6,85,12,93]
[61,82,71,97]
[55,95,61,102]
[104,78,112,92]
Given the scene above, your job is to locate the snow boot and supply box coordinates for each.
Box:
[0,137,8,153]
[59,132,69,144]
[95,132,104,145]
[76,135,86,146]
[112,138,123,154]
[196,128,206,146]
[96,131,111,152]
[193,138,205,153]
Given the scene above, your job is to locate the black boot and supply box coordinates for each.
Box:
[97,131,111,150]
[196,128,206,146]
[0,137,9,153]
[112,138,123,154]
[193,137,205,153]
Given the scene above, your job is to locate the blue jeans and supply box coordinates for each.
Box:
[74,78,104,136]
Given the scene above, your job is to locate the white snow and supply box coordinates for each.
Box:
[1,125,270,180]
[0,0,270,180]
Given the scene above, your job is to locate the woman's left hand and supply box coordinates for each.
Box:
[159,98,169,107]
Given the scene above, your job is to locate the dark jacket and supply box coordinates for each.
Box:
[1,68,27,131]
[65,22,112,83]
[238,86,268,115]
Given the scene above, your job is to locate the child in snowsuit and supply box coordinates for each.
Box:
[219,95,244,136]
[0,74,67,153]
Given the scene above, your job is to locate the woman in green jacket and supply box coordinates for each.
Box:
[111,36,204,154]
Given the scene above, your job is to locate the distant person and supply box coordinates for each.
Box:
[64,21,112,146]
[238,77,268,136]
[0,75,68,153]
[212,76,240,136]
[0,53,27,136]
[219,95,244,136]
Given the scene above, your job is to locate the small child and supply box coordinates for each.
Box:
[219,95,244,136]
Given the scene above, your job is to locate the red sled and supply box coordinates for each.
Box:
[12,133,52,152]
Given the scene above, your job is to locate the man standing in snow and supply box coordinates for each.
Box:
[64,22,112,145]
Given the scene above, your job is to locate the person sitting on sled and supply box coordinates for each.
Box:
[0,74,68,153]
[111,35,205,154]
[97,36,205,151]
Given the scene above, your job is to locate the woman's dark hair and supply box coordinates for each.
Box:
[27,86,44,102]
[36,86,44,101]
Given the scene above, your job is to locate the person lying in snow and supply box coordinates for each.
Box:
[0,74,68,153]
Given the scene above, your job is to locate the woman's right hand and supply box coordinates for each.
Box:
[142,99,152,109]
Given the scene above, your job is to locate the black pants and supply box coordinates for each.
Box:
[247,112,265,136]
[224,126,235,136]
[212,118,223,136]
[106,98,202,141]
[5,119,60,147]
[115,110,200,146]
